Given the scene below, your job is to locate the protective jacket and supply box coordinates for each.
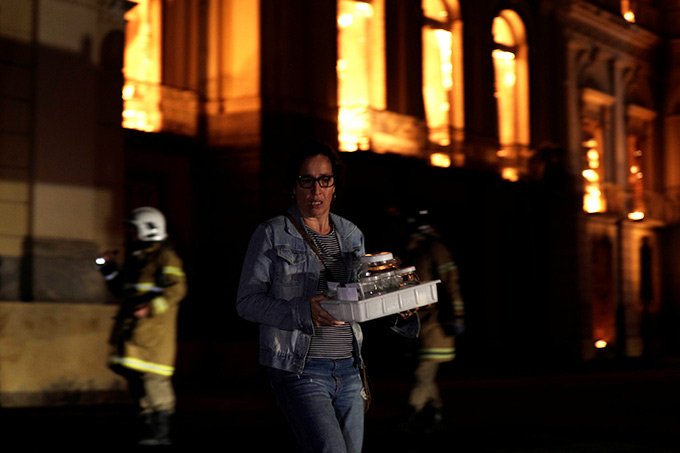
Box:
[405,232,464,362]
[106,242,186,376]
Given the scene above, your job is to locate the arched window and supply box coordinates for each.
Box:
[337,0,385,152]
[492,9,530,181]
[122,0,162,132]
[422,0,464,167]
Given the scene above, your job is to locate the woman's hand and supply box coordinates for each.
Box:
[310,293,346,326]
[398,308,419,319]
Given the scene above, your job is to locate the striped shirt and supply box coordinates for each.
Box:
[306,224,354,359]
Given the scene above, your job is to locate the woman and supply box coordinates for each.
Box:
[236,140,366,452]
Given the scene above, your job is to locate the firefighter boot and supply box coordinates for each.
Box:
[419,401,444,434]
[138,410,173,446]
[406,401,444,434]
[137,411,155,444]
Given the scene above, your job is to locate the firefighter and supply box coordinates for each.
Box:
[97,206,187,446]
[401,208,465,433]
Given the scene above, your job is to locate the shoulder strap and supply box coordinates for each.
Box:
[284,212,327,267]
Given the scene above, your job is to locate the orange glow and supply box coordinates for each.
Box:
[628,211,645,221]
[594,339,608,349]
[621,0,636,23]
[430,152,451,168]
[627,135,646,220]
[492,10,530,181]
[493,49,517,149]
[422,1,464,154]
[582,133,606,213]
[423,28,453,147]
[121,0,162,132]
[501,167,519,182]
[337,1,382,152]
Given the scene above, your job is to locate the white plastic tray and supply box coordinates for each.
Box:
[321,280,440,322]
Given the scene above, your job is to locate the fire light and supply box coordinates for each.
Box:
[594,339,608,349]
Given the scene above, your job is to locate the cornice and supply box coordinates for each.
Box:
[558,0,660,59]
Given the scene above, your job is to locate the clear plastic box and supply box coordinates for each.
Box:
[320,280,440,322]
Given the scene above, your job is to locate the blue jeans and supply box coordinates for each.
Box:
[267,357,365,453]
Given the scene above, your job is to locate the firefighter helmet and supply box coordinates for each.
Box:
[126,206,168,242]
[405,208,433,234]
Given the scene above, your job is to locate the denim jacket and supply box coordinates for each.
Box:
[236,206,366,374]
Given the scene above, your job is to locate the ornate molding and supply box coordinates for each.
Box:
[559,0,660,59]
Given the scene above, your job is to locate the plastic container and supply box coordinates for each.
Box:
[320,280,440,322]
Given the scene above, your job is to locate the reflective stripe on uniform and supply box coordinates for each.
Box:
[151,296,169,315]
[437,261,456,274]
[163,265,185,277]
[418,347,456,361]
[109,355,174,376]
[124,282,163,293]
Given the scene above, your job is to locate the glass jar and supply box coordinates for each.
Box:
[358,252,403,297]
[377,269,402,294]
[359,252,401,277]
[359,272,401,298]
[358,275,382,299]
[396,266,420,287]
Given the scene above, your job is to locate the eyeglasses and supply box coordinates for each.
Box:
[297,174,335,189]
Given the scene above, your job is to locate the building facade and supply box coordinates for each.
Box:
[3,0,680,403]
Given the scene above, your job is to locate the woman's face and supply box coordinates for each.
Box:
[294,154,336,219]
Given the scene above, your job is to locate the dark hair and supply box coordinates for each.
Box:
[286,140,345,189]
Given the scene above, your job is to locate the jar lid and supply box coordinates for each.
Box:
[375,270,398,278]
[397,266,417,274]
[361,252,394,264]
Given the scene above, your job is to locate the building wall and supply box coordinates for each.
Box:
[0,0,128,405]
[0,302,127,407]
[0,0,126,303]
[1,1,37,299]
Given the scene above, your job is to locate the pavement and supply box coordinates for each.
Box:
[3,358,680,452]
